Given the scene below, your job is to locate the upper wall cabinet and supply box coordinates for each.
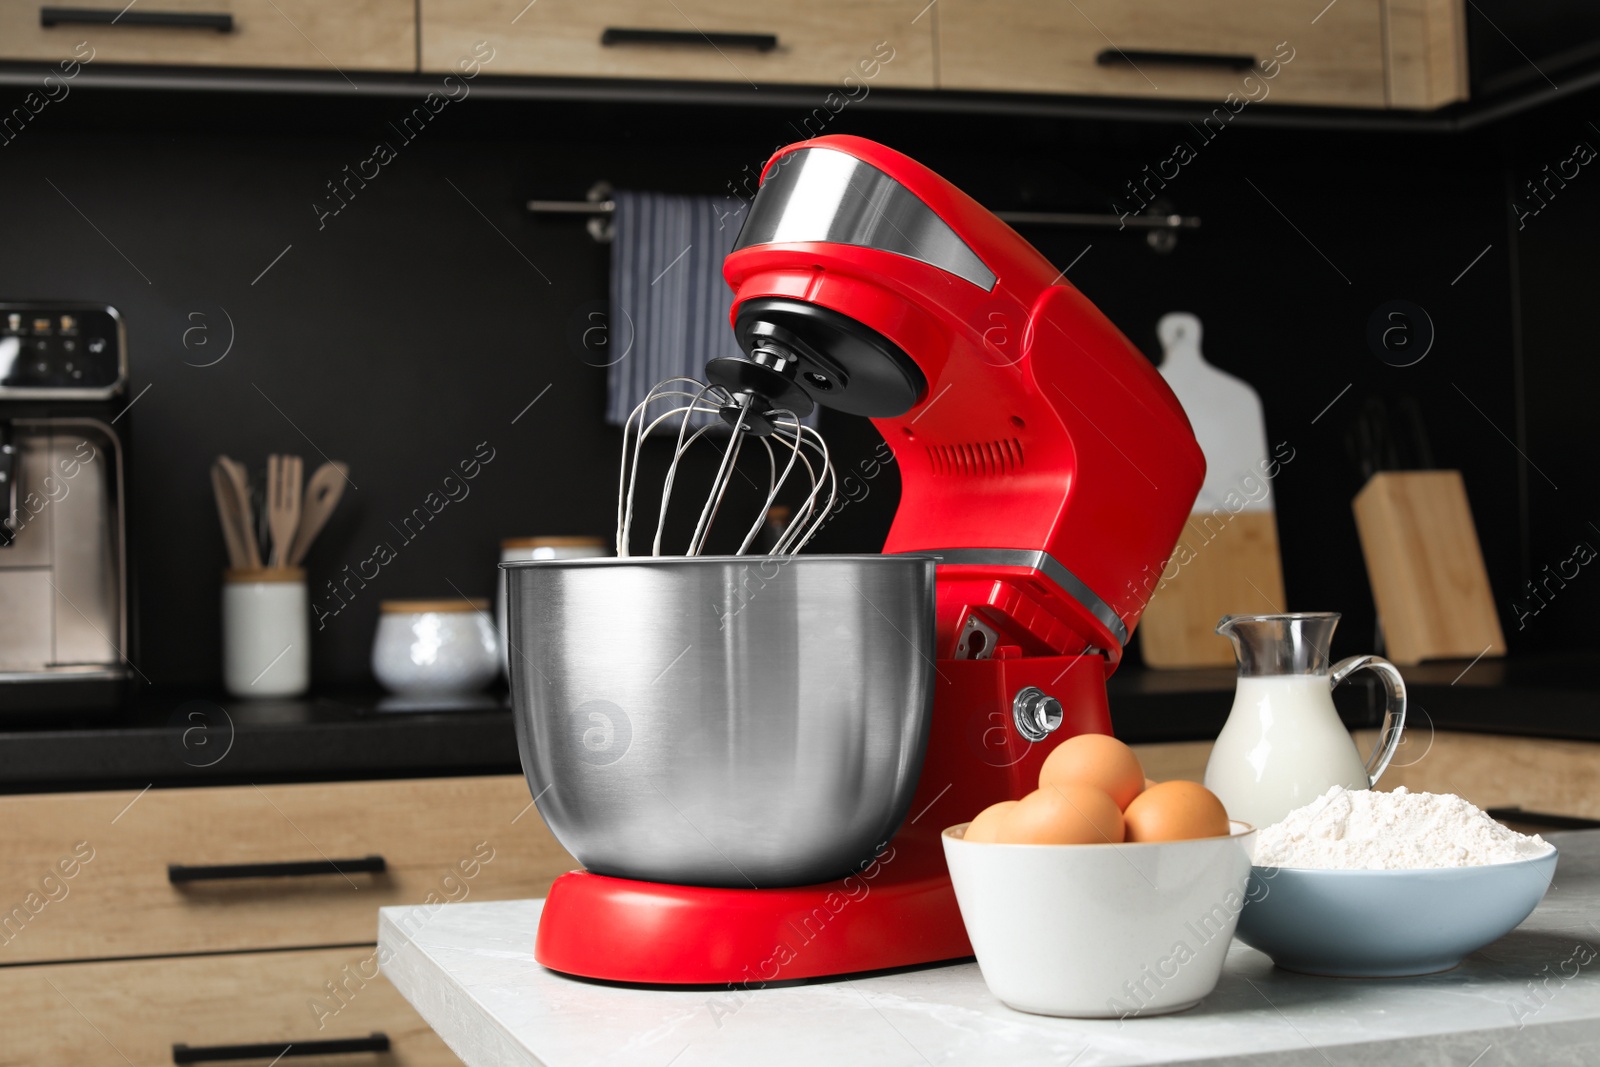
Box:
[1384,0,1469,109]
[0,0,415,73]
[0,0,1465,110]
[936,0,1459,109]
[420,0,935,89]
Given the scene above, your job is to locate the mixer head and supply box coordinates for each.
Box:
[719,136,1207,666]
[707,143,1002,426]
[706,298,926,428]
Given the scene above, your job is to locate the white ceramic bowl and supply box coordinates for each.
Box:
[943,821,1256,1019]
[372,599,498,697]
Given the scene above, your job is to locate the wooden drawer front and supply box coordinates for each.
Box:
[0,946,460,1066]
[0,0,415,73]
[421,0,932,88]
[0,775,573,965]
[937,0,1387,108]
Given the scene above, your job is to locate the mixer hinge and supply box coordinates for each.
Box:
[953,613,1000,660]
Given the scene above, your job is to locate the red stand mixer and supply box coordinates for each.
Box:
[522,136,1205,984]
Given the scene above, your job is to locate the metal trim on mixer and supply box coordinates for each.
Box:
[732,147,998,290]
[913,548,1130,648]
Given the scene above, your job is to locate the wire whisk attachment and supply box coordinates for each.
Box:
[616,377,837,558]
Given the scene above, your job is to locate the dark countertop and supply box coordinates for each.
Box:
[0,651,1593,794]
[0,693,521,794]
[1109,650,1600,744]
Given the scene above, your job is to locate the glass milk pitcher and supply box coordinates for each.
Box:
[1203,613,1406,831]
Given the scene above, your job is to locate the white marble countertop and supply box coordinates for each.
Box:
[380,830,1600,1067]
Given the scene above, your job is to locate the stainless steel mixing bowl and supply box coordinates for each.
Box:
[503,554,936,888]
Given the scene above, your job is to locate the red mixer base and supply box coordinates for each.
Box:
[536,654,1111,984]
[534,837,971,984]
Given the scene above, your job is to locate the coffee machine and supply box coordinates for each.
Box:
[520,137,1205,983]
[0,301,132,712]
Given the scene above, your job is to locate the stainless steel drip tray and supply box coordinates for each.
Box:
[0,667,130,680]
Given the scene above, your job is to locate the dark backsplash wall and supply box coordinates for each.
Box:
[0,81,1588,690]
[1509,112,1600,654]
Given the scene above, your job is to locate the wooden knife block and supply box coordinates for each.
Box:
[1352,470,1505,666]
[1139,511,1287,668]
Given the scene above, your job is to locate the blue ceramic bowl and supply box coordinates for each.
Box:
[1236,848,1559,977]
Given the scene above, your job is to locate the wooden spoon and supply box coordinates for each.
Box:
[211,459,251,569]
[288,461,348,566]
[217,455,261,569]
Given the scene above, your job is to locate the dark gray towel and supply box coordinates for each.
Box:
[606,190,746,429]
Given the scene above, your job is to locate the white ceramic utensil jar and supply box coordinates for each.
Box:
[222,568,309,698]
[496,537,607,677]
[373,599,498,696]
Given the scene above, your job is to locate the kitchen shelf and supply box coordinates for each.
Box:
[0,693,520,794]
[0,58,1569,135]
[1106,662,1381,743]
[0,650,1593,793]
[1385,651,1600,742]
[1111,650,1600,744]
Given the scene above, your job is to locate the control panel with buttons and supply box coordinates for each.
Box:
[0,302,125,398]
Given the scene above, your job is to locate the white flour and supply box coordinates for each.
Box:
[1253,786,1553,870]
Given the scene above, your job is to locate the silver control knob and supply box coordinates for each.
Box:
[1012,686,1064,742]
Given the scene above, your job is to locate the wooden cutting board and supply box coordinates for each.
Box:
[1352,470,1506,665]
[1140,313,1287,668]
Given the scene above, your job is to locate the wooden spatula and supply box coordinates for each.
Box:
[211,459,252,569]
[217,455,261,569]
[288,461,348,566]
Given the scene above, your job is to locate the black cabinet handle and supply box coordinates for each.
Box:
[41,6,235,31]
[168,855,386,883]
[601,27,777,52]
[173,1033,389,1064]
[1096,49,1256,71]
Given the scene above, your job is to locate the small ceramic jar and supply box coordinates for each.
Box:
[496,536,607,677]
[223,568,309,698]
[372,599,498,697]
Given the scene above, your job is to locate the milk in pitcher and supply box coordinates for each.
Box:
[1203,613,1407,833]
[1204,675,1370,831]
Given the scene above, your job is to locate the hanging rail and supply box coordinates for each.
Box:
[525,183,1200,247]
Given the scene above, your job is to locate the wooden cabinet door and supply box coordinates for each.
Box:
[0,946,460,1066]
[0,775,574,965]
[0,0,415,73]
[420,0,933,88]
[1385,0,1468,108]
[937,0,1388,108]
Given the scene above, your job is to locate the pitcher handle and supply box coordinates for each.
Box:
[1331,654,1407,786]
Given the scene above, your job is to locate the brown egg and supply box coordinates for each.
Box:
[1038,733,1146,810]
[963,801,1018,843]
[998,784,1124,845]
[1122,781,1231,843]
